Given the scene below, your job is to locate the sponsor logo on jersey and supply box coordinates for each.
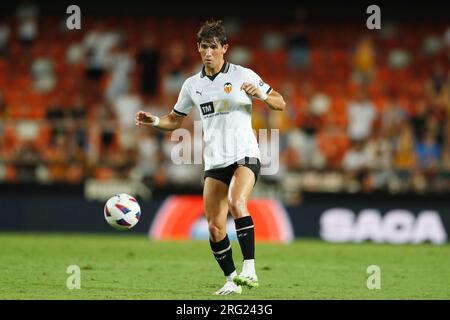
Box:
[200,101,215,115]
[224,82,232,94]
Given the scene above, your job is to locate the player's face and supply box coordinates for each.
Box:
[197,39,228,70]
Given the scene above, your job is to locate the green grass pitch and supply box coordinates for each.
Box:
[1,233,449,300]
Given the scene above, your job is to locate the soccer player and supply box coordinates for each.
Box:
[135,20,285,295]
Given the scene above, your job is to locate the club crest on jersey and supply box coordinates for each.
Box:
[224,82,232,94]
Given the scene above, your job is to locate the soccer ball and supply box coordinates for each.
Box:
[104,194,141,230]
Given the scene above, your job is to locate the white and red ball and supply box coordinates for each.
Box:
[104,194,141,230]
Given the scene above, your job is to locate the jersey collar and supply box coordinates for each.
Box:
[200,60,230,80]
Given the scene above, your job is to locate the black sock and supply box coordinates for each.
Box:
[209,235,236,276]
[235,216,255,260]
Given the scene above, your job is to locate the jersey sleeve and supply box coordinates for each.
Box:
[244,68,273,95]
[172,80,194,116]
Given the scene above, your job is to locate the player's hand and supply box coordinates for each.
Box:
[241,82,263,99]
[135,111,156,126]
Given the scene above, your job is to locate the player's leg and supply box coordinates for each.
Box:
[204,177,241,295]
[228,165,259,288]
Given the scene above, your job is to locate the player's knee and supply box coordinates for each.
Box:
[208,222,226,241]
[228,197,247,218]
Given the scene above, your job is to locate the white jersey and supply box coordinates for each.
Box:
[173,61,272,171]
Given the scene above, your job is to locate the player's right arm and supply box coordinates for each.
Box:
[135,110,184,131]
[135,78,194,131]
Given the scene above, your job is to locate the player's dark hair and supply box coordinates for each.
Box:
[197,19,228,46]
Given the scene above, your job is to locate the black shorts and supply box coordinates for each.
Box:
[204,157,261,186]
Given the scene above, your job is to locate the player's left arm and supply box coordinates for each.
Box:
[241,82,286,111]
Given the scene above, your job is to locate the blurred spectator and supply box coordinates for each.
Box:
[0,155,5,182]
[286,128,325,170]
[12,141,41,183]
[113,83,142,150]
[381,95,407,138]
[268,82,295,152]
[342,141,369,191]
[286,8,310,69]
[0,22,10,57]
[279,81,303,129]
[95,103,117,161]
[68,95,87,120]
[46,96,66,145]
[262,32,285,53]
[365,134,392,171]
[387,48,411,69]
[410,101,428,141]
[105,41,135,103]
[83,24,121,81]
[286,83,328,169]
[342,141,368,172]
[425,114,444,147]
[15,121,39,142]
[162,135,202,186]
[300,116,322,165]
[440,142,450,171]
[163,41,189,97]
[68,95,88,150]
[137,35,160,97]
[83,25,105,80]
[309,92,330,116]
[107,149,137,179]
[134,129,160,183]
[300,84,321,133]
[347,89,376,142]
[282,141,301,170]
[422,34,443,56]
[352,36,376,85]
[66,42,85,65]
[415,132,441,172]
[17,16,38,49]
[363,134,393,191]
[228,46,252,65]
[31,54,56,92]
[393,124,416,170]
[43,133,69,183]
[15,0,39,49]
[427,63,447,97]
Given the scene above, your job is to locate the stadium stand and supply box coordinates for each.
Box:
[0,3,449,196]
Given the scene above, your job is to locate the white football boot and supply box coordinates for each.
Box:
[233,272,259,288]
[213,281,242,295]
